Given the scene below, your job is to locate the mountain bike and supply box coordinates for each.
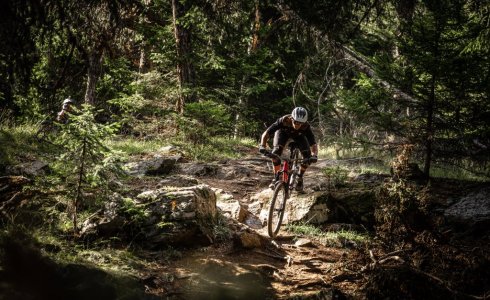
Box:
[263,143,304,238]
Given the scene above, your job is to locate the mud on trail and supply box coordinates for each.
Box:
[135,153,490,300]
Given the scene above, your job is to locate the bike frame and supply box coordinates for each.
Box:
[267,145,302,186]
[284,147,302,185]
[264,146,302,237]
[281,160,290,188]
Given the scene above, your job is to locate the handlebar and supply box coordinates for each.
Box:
[261,150,307,162]
[261,150,281,161]
[261,150,316,164]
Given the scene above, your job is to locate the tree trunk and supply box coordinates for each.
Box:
[172,0,195,114]
[3,62,18,116]
[234,0,261,139]
[139,42,147,74]
[73,138,87,235]
[424,73,435,177]
[423,29,441,178]
[84,50,104,105]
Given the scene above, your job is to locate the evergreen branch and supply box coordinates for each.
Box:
[275,0,421,105]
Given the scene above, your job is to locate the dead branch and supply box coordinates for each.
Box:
[0,192,25,211]
[363,249,485,299]
[410,267,486,300]
[362,249,406,271]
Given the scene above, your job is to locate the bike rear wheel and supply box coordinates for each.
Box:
[268,182,287,238]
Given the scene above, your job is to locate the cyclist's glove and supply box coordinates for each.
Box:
[259,145,267,154]
[309,155,318,164]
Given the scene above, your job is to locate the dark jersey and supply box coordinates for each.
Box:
[266,114,316,146]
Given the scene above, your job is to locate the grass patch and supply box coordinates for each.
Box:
[355,164,391,175]
[0,121,45,165]
[430,163,489,182]
[285,222,370,248]
[107,135,256,162]
[107,136,171,155]
[32,226,151,276]
[174,136,256,161]
[322,166,350,188]
[318,145,384,160]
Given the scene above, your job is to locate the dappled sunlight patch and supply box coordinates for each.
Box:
[285,222,370,248]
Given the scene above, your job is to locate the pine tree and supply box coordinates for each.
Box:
[54,104,122,234]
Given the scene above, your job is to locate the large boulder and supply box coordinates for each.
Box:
[178,163,219,177]
[80,193,126,237]
[5,160,48,177]
[80,185,219,248]
[157,175,199,188]
[134,184,218,247]
[444,186,490,225]
[256,186,376,227]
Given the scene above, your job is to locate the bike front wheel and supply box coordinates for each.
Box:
[268,182,288,238]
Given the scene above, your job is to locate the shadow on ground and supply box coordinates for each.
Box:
[0,230,157,300]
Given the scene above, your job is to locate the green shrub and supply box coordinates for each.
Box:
[53,104,123,234]
[323,166,349,188]
[179,100,232,144]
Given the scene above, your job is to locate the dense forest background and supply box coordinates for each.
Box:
[1,0,489,177]
[1,1,490,299]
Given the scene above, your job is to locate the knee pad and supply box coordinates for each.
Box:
[272,146,284,156]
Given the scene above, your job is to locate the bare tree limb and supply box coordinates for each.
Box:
[276,0,421,105]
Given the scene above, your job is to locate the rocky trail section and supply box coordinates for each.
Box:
[106,147,489,299]
[97,148,382,298]
[2,146,489,299]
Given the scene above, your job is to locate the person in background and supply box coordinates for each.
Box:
[259,107,318,191]
[56,98,75,124]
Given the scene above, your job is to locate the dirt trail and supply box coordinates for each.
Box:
[136,154,370,299]
[134,151,490,299]
[141,230,366,299]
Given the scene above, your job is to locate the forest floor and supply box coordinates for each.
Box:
[128,147,490,299]
[1,145,489,300]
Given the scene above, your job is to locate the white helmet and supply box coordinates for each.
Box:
[63,98,74,105]
[292,107,308,123]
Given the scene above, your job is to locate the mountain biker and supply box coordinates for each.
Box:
[259,107,318,191]
[56,98,75,124]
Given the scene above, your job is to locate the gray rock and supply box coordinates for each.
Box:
[6,160,48,177]
[255,188,376,226]
[178,163,219,177]
[295,238,313,247]
[444,187,490,223]
[125,155,181,176]
[135,184,218,247]
[80,185,219,248]
[158,175,199,187]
